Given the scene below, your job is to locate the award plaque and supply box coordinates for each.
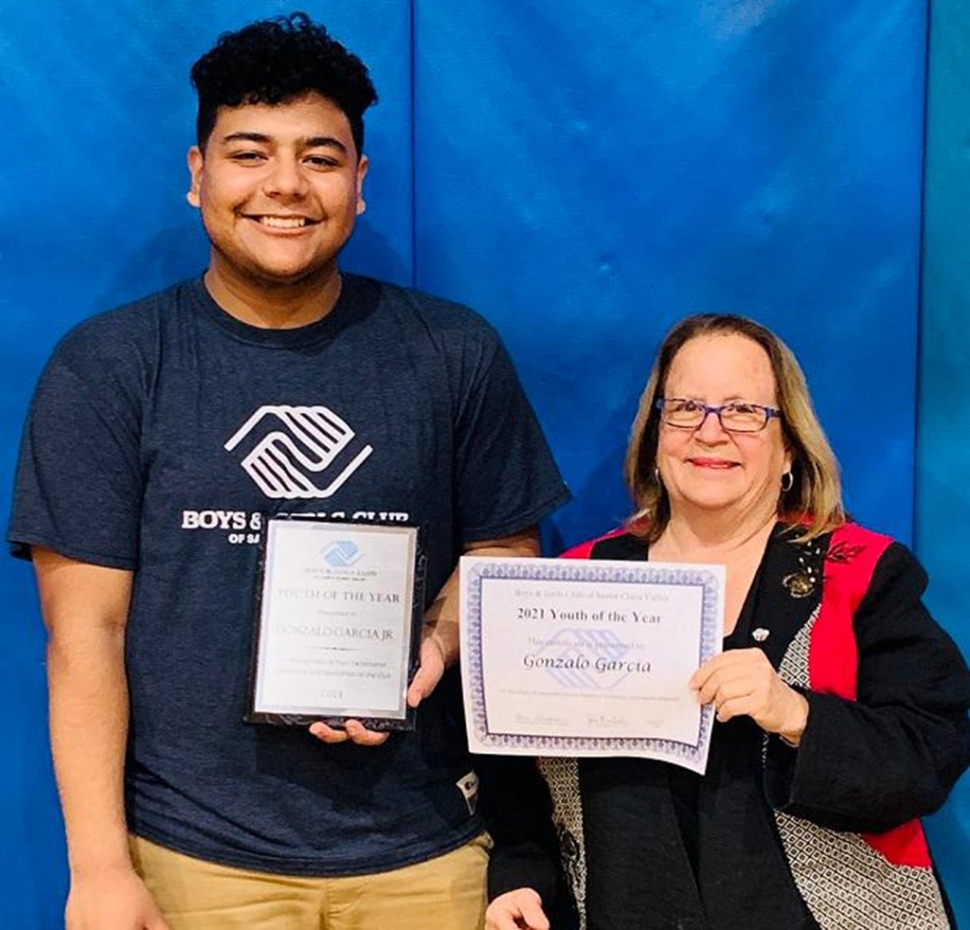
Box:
[247,517,426,730]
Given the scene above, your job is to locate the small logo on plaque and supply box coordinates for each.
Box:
[323,541,363,568]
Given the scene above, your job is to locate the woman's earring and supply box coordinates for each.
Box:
[780,471,794,492]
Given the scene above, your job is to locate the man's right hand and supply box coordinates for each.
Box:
[66,868,169,930]
[485,888,550,930]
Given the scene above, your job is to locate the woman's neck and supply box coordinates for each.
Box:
[656,507,778,561]
[653,508,778,637]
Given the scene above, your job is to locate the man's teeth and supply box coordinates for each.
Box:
[258,216,308,228]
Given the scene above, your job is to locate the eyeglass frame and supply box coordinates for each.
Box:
[654,398,782,434]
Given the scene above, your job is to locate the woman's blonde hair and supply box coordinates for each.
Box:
[625,314,845,542]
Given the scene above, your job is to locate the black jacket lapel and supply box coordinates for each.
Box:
[750,526,828,669]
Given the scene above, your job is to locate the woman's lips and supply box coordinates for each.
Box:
[686,457,738,469]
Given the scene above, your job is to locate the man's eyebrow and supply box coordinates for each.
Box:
[302,136,348,154]
[221,132,272,145]
[219,132,348,154]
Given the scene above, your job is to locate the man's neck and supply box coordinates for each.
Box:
[204,259,343,330]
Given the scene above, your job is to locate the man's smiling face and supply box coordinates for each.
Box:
[187,92,367,290]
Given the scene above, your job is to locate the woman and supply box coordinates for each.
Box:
[486,315,970,930]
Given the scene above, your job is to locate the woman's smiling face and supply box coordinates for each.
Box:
[656,333,791,520]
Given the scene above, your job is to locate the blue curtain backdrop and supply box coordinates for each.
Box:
[918,0,970,922]
[1,1,964,926]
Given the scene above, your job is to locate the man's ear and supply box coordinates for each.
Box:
[355,154,369,215]
[186,146,204,208]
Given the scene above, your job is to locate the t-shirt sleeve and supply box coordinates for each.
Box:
[451,332,570,544]
[7,342,143,569]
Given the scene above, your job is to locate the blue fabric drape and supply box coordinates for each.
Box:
[2,1,963,926]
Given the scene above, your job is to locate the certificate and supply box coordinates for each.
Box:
[460,556,724,773]
[247,518,426,730]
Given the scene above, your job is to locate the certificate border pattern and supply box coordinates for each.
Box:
[465,561,719,764]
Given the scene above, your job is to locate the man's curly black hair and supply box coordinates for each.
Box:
[190,12,377,155]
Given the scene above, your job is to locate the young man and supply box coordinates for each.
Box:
[8,14,568,929]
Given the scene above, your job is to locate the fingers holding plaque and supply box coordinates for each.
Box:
[460,557,724,773]
[247,518,426,731]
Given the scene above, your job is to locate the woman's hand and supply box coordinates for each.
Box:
[486,888,550,930]
[690,648,809,745]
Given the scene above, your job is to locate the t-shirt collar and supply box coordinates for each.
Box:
[191,274,364,348]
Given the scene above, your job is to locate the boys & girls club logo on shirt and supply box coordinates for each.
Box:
[224,404,373,499]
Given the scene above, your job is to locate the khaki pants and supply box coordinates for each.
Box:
[129,833,491,930]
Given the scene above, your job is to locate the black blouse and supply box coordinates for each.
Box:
[578,548,817,929]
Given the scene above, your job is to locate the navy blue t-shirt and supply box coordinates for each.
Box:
[9,274,569,876]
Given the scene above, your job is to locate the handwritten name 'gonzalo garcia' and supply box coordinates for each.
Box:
[523,654,651,674]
